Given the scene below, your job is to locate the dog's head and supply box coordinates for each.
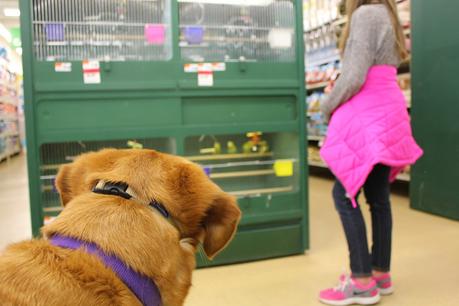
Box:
[52,148,241,259]
[42,149,241,305]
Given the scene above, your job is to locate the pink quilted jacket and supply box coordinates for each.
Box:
[320,65,423,207]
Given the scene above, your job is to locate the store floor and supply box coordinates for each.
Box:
[1,155,458,306]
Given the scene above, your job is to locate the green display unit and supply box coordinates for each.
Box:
[410,0,459,220]
[20,0,309,265]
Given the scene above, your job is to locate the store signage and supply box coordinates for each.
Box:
[82,60,101,84]
[55,62,72,72]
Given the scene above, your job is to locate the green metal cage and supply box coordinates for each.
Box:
[20,0,308,266]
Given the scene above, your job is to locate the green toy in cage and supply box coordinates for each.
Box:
[243,132,269,154]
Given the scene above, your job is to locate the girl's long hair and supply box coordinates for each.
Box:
[339,0,409,60]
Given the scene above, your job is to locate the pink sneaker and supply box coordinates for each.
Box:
[373,273,394,295]
[319,275,381,305]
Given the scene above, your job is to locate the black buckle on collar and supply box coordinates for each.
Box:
[150,201,170,219]
[92,182,132,200]
[92,181,171,219]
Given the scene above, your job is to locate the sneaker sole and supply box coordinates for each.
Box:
[379,287,394,296]
[319,294,381,306]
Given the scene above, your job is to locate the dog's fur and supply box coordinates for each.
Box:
[0,149,241,306]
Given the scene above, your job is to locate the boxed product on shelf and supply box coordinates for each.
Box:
[303,0,341,31]
[397,0,411,28]
[0,40,22,159]
[306,92,328,137]
[306,60,340,85]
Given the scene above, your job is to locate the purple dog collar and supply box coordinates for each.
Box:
[50,235,162,306]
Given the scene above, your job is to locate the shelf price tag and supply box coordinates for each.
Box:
[274,160,294,177]
[197,63,213,87]
[82,60,101,84]
[55,62,72,72]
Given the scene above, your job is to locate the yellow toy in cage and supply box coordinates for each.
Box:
[127,141,143,149]
[243,132,269,154]
[199,135,222,155]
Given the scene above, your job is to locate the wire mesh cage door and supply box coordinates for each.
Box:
[32,0,173,61]
[38,137,176,222]
[178,0,296,62]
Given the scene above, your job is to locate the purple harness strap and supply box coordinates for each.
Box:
[50,235,161,306]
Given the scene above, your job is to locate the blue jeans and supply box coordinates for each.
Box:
[333,164,392,278]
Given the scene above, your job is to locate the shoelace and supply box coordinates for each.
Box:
[333,274,352,292]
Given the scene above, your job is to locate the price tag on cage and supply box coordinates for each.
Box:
[198,71,213,87]
[82,60,101,84]
[197,64,214,87]
[55,62,72,73]
[273,160,294,177]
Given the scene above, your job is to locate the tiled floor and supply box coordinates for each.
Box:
[0,154,31,248]
[1,155,459,306]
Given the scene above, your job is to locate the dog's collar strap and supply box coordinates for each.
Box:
[50,234,162,306]
[92,181,170,219]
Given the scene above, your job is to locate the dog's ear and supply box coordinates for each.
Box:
[202,193,241,259]
[55,164,73,206]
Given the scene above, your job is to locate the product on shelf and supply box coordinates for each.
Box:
[0,41,22,160]
[306,60,340,85]
[226,141,238,154]
[243,132,269,154]
[308,145,324,164]
[306,92,328,137]
[303,0,341,31]
[397,0,411,28]
[179,1,296,63]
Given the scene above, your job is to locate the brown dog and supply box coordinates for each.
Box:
[0,149,241,306]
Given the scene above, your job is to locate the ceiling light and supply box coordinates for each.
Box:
[4,8,21,17]
[0,23,12,43]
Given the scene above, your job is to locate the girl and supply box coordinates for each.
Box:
[318,0,423,305]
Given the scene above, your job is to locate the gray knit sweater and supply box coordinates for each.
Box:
[320,4,401,120]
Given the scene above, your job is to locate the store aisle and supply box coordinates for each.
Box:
[186,177,459,306]
[0,154,31,249]
[1,157,458,306]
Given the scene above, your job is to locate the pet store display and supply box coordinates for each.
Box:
[179,0,296,62]
[22,0,309,266]
[32,0,172,61]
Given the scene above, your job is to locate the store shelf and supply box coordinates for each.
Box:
[403,90,411,108]
[0,149,21,163]
[0,114,18,121]
[333,17,347,27]
[40,164,62,171]
[398,73,411,80]
[304,17,347,33]
[0,96,18,106]
[396,173,411,182]
[186,152,273,162]
[308,159,411,182]
[43,206,63,213]
[210,169,275,179]
[229,186,294,197]
[307,81,329,92]
[308,135,324,141]
[308,159,327,168]
[39,153,276,171]
[0,132,20,138]
[0,81,16,91]
[306,54,340,69]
